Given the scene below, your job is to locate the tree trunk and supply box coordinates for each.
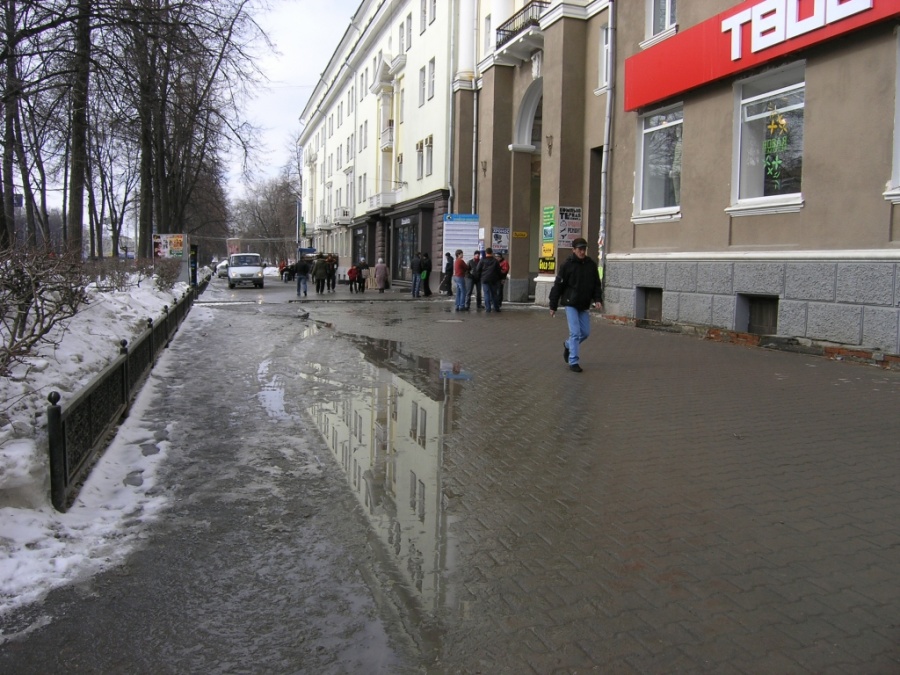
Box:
[66,0,92,257]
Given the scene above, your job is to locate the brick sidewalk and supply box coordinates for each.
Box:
[304,300,900,673]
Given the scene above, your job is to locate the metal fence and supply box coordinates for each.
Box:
[47,288,197,512]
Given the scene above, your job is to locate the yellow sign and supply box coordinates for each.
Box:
[513,231,528,238]
[541,242,555,257]
[539,257,556,274]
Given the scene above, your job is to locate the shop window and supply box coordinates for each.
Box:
[733,63,805,212]
[887,38,900,202]
[636,105,683,215]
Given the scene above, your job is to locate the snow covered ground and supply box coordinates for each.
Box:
[0,265,278,622]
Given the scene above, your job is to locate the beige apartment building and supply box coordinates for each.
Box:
[304,0,900,354]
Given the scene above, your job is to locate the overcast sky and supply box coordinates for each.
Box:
[230,0,361,198]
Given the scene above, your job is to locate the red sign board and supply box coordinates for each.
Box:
[625,0,900,111]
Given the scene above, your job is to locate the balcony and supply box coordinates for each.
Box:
[333,206,352,225]
[494,1,547,65]
[314,214,333,231]
[367,191,397,212]
[381,121,394,151]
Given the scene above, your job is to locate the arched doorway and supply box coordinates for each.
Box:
[507,79,543,302]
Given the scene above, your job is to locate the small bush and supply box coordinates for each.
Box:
[152,258,183,292]
[0,248,89,376]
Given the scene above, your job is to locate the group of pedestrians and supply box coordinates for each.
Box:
[445,248,509,313]
[288,240,603,374]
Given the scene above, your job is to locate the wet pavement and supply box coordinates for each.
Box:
[2,278,900,673]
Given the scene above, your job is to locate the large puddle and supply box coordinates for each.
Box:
[298,323,472,625]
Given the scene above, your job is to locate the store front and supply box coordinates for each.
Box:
[351,226,368,266]
[392,214,419,285]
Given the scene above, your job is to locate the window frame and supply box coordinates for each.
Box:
[642,0,677,48]
[727,62,806,217]
[427,58,435,100]
[634,103,684,221]
[418,66,426,107]
[886,36,900,203]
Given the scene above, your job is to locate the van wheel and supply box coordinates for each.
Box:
[228,282,234,289]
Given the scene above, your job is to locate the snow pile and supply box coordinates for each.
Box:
[0,270,197,621]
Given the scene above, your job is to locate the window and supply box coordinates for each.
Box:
[890,39,900,200]
[399,22,405,53]
[336,145,342,169]
[416,141,424,180]
[598,24,611,91]
[425,136,433,176]
[399,89,405,123]
[637,105,683,213]
[418,67,426,106]
[406,14,412,51]
[397,153,404,185]
[430,0,436,23]
[650,0,676,37]
[418,408,426,446]
[363,120,368,148]
[736,64,805,204]
[428,58,435,100]
[484,15,492,54]
[410,401,418,438]
[420,0,427,33]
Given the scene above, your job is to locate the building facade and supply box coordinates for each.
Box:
[302,0,900,354]
[299,0,476,285]
[605,0,900,355]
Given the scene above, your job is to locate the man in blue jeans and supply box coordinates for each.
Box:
[548,238,603,372]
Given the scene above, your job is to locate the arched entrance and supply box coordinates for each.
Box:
[507,79,543,302]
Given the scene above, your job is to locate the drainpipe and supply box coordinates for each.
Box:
[598,0,616,283]
[446,0,457,214]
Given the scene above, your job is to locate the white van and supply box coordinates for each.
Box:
[227,253,264,289]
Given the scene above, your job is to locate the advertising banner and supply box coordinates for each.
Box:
[152,234,184,258]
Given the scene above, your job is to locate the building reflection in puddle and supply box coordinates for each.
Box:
[302,337,471,612]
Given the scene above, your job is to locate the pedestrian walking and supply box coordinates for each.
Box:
[421,252,433,296]
[311,254,328,294]
[325,255,337,292]
[356,258,370,293]
[410,252,422,297]
[347,264,358,292]
[548,238,603,373]
[440,252,453,295]
[452,250,468,310]
[295,257,311,297]
[374,258,388,293]
[465,251,482,310]
[475,248,502,313]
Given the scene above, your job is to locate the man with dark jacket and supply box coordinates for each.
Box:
[410,252,422,297]
[475,248,502,313]
[548,238,603,372]
[465,250,482,310]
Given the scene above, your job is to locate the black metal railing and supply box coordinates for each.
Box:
[47,288,197,512]
[496,1,548,49]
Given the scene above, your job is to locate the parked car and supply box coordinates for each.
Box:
[216,260,229,278]
[227,253,264,289]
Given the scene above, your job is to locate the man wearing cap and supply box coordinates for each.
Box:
[548,238,603,372]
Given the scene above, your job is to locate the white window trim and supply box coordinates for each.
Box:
[634,102,683,219]
[730,63,806,213]
[594,24,611,96]
[640,25,677,50]
[885,34,900,203]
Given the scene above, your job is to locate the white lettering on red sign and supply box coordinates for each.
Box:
[722,0,873,61]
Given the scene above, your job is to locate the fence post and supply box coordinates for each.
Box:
[47,391,66,512]
[120,339,130,405]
